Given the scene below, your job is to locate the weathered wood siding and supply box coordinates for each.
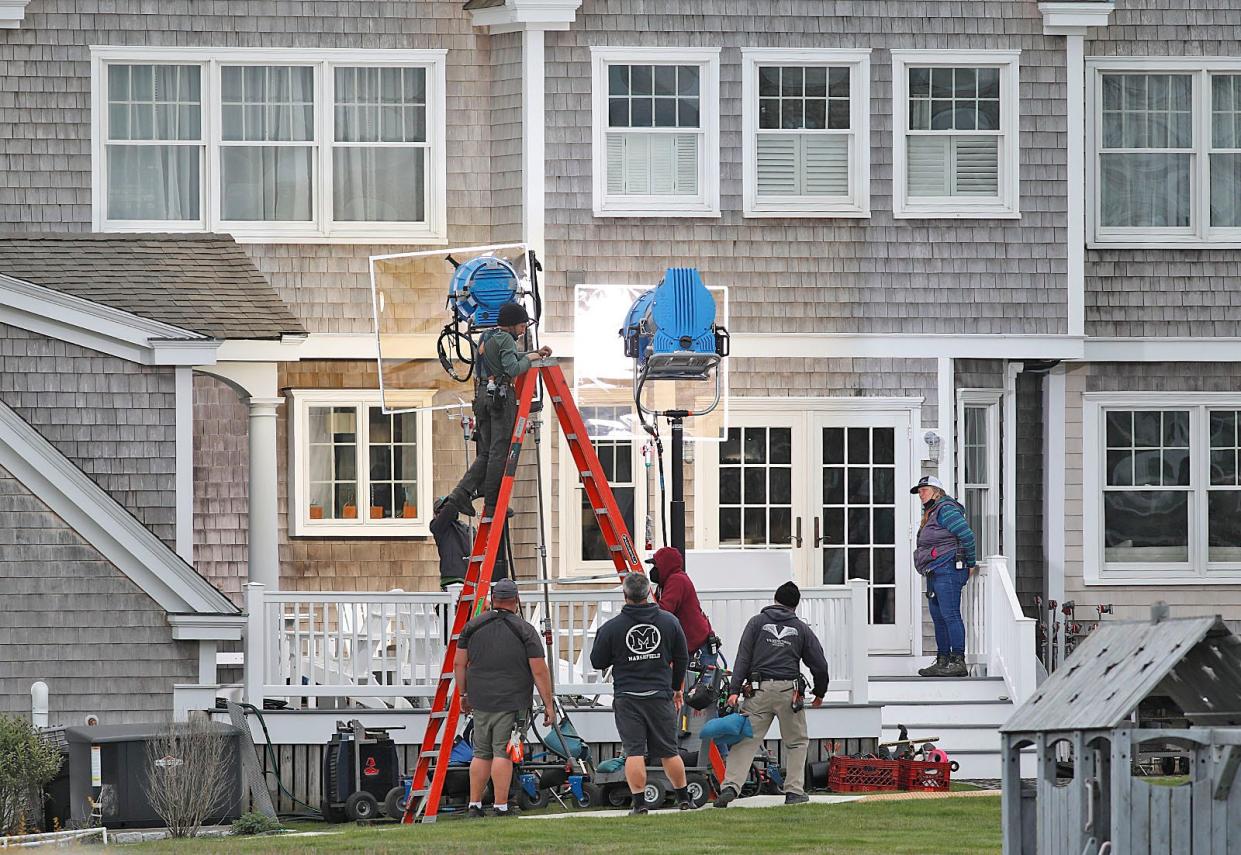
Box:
[0,324,177,549]
[193,373,249,605]
[0,0,501,334]
[0,464,196,725]
[544,0,1069,336]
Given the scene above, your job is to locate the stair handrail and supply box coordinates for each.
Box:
[983,555,1037,706]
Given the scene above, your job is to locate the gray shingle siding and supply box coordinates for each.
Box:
[0,1,500,335]
[0,463,196,725]
[491,30,525,245]
[194,373,249,605]
[543,1,1069,336]
[1085,4,1241,338]
[1015,369,1043,618]
[0,324,177,548]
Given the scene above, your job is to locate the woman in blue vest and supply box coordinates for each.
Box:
[911,475,977,677]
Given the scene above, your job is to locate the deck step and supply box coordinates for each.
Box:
[869,676,1010,704]
[881,724,1007,754]
[879,700,1015,727]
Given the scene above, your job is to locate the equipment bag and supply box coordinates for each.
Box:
[700,712,753,748]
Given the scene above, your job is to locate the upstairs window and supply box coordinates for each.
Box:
[1090,59,1241,246]
[741,49,871,217]
[92,48,446,242]
[891,50,1021,219]
[591,47,720,217]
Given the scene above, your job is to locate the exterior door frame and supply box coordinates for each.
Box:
[695,396,923,654]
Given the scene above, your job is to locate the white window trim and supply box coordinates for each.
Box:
[956,389,1002,560]
[288,388,436,537]
[890,49,1021,220]
[1086,56,1241,249]
[1083,391,1241,585]
[590,46,721,218]
[556,416,648,578]
[89,46,448,245]
[741,48,872,218]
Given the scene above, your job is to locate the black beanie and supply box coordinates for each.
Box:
[775,581,800,608]
[497,303,530,327]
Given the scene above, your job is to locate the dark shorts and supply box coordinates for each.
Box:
[613,694,678,760]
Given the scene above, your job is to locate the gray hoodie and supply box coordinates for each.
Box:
[729,605,831,698]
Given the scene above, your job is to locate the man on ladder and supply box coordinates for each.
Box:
[437,303,550,520]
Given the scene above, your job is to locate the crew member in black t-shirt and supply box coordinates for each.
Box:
[455,579,555,817]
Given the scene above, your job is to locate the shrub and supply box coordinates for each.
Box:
[0,715,62,835]
[229,811,283,836]
[144,718,233,838]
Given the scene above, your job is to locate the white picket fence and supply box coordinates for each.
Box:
[243,579,870,711]
[962,557,1037,705]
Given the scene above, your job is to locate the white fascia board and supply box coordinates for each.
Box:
[150,339,221,366]
[1084,338,1241,362]
[0,401,237,615]
[0,273,209,364]
[168,613,246,641]
[1039,2,1115,35]
[0,0,31,28]
[468,0,582,32]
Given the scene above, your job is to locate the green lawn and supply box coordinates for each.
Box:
[122,796,1001,855]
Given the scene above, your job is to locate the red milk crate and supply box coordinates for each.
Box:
[827,756,901,793]
[899,759,952,792]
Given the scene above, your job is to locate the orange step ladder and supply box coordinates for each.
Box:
[402,360,723,823]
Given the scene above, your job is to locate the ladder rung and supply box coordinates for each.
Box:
[421,750,440,759]
[408,789,427,798]
[430,711,449,720]
[609,545,622,552]
[565,433,577,441]
[441,672,455,680]
[579,470,593,478]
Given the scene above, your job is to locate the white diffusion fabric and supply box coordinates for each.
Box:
[573,283,729,443]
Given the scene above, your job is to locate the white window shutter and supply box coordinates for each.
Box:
[802,135,849,196]
[908,136,950,197]
[952,136,999,196]
[607,132,698,197]
[757,134,798,196]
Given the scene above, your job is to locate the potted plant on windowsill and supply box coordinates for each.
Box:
[370,505,385,519]
[309,505,324,520]
[342,503,357,519]
[402,504,417,519]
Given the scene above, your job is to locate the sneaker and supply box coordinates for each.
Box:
[493,805,520,818]
[784,793,810,805]
[917,655,947,677]
[629,803,648,816]
[712,786,738,809]
[678,798,693,811]
[466,805,485,819]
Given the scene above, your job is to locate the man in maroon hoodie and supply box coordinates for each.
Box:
[649,547,716,670]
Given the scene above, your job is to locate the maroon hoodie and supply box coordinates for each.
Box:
[652,547,713,652]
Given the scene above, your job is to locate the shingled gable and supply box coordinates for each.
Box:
[0,396,238,617]
[1001,615,1241,734]
[0,233,305,341]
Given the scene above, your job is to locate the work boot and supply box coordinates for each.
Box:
[466,805,485,819]
[918,655,947,677]
[712,786,738,809]
[629,792,647,816]
[940,654,969,677]
[492,805,519,818]
[784,793,810,805]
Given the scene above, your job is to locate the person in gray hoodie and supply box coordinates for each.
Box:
[590,572,692,814]
[714,581,830,808]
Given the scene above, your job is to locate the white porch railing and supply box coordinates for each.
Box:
[242,579,870,711]
[962,557,1037,705]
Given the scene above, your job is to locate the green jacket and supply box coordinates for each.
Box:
[477,329,531,383]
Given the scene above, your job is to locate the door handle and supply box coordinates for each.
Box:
[814,516,823,548]
[792,516,802,548]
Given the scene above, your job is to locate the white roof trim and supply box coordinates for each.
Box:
[0,400,237,615]
[0,273,219,366]
[0,0,31,29]
[467,0,582,32]
[168,613,246,641]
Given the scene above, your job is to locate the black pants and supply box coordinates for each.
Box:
[448,389,517,514]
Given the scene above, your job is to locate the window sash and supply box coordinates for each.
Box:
[293,392,432,535]
[95,50,444,239]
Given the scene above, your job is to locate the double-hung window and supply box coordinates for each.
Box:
[1089,58,1241,246]
[891,50,1021,218]
[591,47,720,217]
[92,47,446,242]
[957,390,1001,560]
[1085,394,1241,583]
[289,390,435,536]
[741,49,871,217]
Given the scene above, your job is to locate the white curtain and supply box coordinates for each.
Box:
[333,147,422,222]
[1099,152,1191,228]
[106,144,200,220]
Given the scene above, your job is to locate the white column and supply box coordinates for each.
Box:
[248,397,282,590]
[1003,362,1020,579]
[522,26,546,258]
[1044,365,1067,607]
[937,357,954,489]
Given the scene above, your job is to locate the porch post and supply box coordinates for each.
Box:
[244,582,265,707]
[248,397,282,589]
[847,579,869,704]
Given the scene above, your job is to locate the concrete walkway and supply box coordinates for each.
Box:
[520,794,861,820]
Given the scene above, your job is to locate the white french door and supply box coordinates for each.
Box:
[696,400,917,653]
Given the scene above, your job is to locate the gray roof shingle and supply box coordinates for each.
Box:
[0,233,305,341]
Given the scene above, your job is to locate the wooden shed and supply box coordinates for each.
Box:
[999,611,1241,855]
